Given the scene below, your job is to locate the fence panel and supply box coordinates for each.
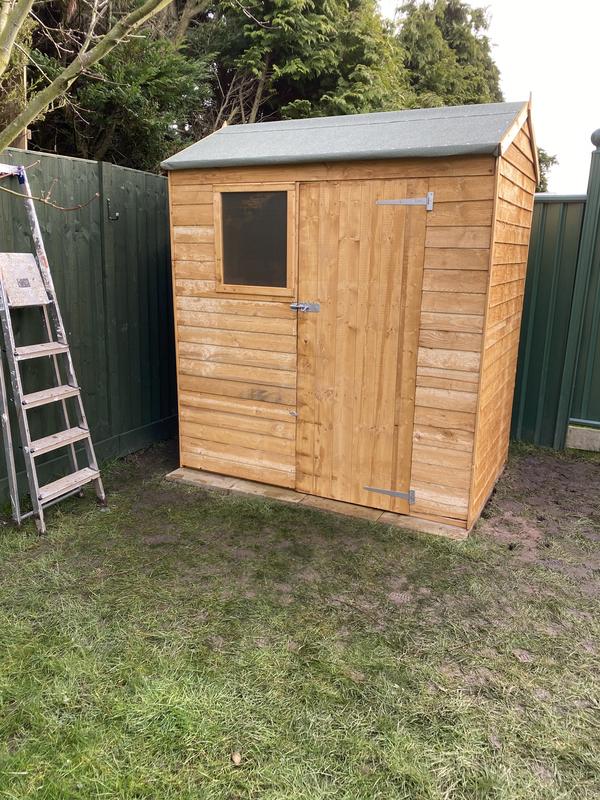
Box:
[0,149,176,501]
[511,195,586,447]
[568,147,600,432]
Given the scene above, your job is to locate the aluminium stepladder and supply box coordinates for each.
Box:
[0,162,105,533]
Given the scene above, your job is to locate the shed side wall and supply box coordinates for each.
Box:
[468,126,537,524]
[409,170,495,526]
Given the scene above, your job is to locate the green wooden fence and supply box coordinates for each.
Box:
[0,148,176,501]
[512,131,600,448]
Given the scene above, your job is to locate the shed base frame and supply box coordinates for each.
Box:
[166,467,470,541]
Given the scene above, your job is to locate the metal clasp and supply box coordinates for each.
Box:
[290,302,320,312]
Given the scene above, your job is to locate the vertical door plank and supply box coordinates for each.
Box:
[316,182,341,498]
[366,179,408,511]
[348,179,376,504]
[295,183,320,493]
[352,179,383,505]
[391,178,429,513]
[331,181,362,500]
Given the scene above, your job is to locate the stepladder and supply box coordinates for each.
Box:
[0,162,105,533]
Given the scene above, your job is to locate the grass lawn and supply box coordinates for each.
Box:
[0,442,598,799]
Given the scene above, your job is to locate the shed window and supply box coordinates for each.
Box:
[221,191,287,288]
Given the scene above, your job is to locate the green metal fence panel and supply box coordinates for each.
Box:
[0,149,176,501]
[567,138,600,433]
[511,195,586,446]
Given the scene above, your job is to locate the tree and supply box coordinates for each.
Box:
[184,0,413,141]
[32,35,209,170]
[0,0,177,152]
[8,0,551,177]
[537,147,558,193]
[397,0,502,106]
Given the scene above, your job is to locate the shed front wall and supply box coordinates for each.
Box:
[169,154,499,529]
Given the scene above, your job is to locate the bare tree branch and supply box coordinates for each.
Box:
[0,0,176,151]
[80,0,104,55]
[172,0,209,44]
[0,182,100,210]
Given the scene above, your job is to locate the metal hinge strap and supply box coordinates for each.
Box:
[364,486,416,504]
[376,192,434,211]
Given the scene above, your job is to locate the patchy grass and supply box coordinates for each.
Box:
[0,441,598,799]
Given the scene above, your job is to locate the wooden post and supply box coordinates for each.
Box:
[8,67,28,150]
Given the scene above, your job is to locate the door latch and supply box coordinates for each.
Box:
[290,302,320,312]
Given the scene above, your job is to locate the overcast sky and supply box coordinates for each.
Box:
[378,0,599,193]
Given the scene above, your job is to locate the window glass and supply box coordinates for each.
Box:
[221,191,287,287]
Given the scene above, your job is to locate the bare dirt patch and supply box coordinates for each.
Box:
[478,447,600,598]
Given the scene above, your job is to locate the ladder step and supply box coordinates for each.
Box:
[22,384,79,409]
[14,342,69,361]
[38,467,99,503]
[29,426,90,456]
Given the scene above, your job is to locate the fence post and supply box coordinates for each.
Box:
[554,129,600,448]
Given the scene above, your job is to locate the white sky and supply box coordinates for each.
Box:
[378,0,599,193]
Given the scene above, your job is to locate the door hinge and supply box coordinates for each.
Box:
[364,486,416,504]
[376,192,434,211]
[291,302,320,312]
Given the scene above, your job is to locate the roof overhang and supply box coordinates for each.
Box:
[498,97,540,185]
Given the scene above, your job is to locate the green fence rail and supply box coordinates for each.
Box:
[0,148,176,501]
[512,131,600,448]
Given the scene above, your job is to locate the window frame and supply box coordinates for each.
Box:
[214,183,296,298]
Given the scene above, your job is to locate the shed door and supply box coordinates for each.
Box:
[295,179,428,513]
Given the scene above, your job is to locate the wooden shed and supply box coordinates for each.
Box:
[163,100,539,536]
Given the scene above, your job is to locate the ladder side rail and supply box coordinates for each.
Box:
[19,168,91,433]
[18,169,62,308]
[18,167,105,505]
[0,282,44,530]
[40,305,79,474]
[0,330,22,523]
[41,302,100,477]
[18,170,71,359]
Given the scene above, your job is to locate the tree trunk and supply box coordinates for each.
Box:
[92,117,118,161]
[248,58,269,124]
[172,0,209,45]
[0,0,33,80]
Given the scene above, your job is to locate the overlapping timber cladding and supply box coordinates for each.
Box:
[162,100,539,536]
